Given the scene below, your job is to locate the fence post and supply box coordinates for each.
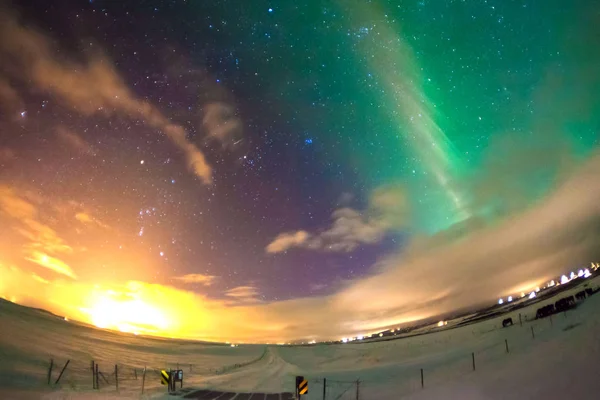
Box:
[356,379,360,400]
[322,378,326,400]
[54,360,70,385]
[471,352,475,371]
[141,366,146,394]
[505,339,509,353]
[47,359,54,385]
[95,363,99,389]
[531,326,535,339]
[115,364,119,391]
[134,368,138,380]
[91,361,95,389]
[420,368,424,388]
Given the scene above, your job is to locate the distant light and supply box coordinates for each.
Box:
[64,317,69,322]
[341,338,348,343]
[357,335,363,340]
[159,251,164,257]
[379,333,383,337]
[529,291,536,299]
[268,8,273,12]
[20,111,26,117]
[437,321,445,327]
[508,296,513,302]
[561,275,570,284]
[535,287,540,292]
[521,292,525,298]
[584,269,592,278]
[140,160,145,165]
[549,280,556,287]
[577,269,584,277]
[498,298,504,305]
[305,138,313,144]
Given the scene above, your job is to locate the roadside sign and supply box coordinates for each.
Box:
[160,370,169,385]
[296,376,308,396]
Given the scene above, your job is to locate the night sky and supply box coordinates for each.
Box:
[1,0,599,342]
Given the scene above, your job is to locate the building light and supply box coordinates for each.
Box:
[507,296,513,302]
[529,291,536,299]
[498,298,504,305]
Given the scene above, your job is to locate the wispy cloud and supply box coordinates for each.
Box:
[0,9,212,183]
[266,231,311,254]
[202,102,243,149]
[25,250,77,279]
[75,212,109,230]
[0,185,73,257]
[266,185,409,253]
[172,273,216,285]
[56,127,97,156]
[225,286,261,304]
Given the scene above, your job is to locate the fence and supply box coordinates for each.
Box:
[290,299,589,400]
[42,348,268,396]
[39,298,588,399]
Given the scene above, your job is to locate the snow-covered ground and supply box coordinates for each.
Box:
[1,276,599,399]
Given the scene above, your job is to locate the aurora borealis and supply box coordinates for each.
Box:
[0,0,599,342]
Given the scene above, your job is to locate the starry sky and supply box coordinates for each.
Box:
[0,0,599,342]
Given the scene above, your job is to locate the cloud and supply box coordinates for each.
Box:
[266,185,410,253]
[56,127,97,156]
[172,274,216,285]
[0,9,212,183]
[75,212,109,230]
[0,78,22,112]
[25,250,77,279]
[266,230,311,254]
[2,151,599,343]
[225,286,261,303]
[202,102,243,149]
[0,185,73,256]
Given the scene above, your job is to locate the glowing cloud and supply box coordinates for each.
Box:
[25,251,77,279]
[172,274,216,285]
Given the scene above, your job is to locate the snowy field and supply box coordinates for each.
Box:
[1,276,599,399]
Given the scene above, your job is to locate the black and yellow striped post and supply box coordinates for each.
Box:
[296,376,308,398]
[160,369,170,388]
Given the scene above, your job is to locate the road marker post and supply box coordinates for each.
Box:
[296,376,308,398]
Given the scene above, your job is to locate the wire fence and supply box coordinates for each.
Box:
[34,295,592,399]
[292,294,592,400]
[40,347,269,395]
